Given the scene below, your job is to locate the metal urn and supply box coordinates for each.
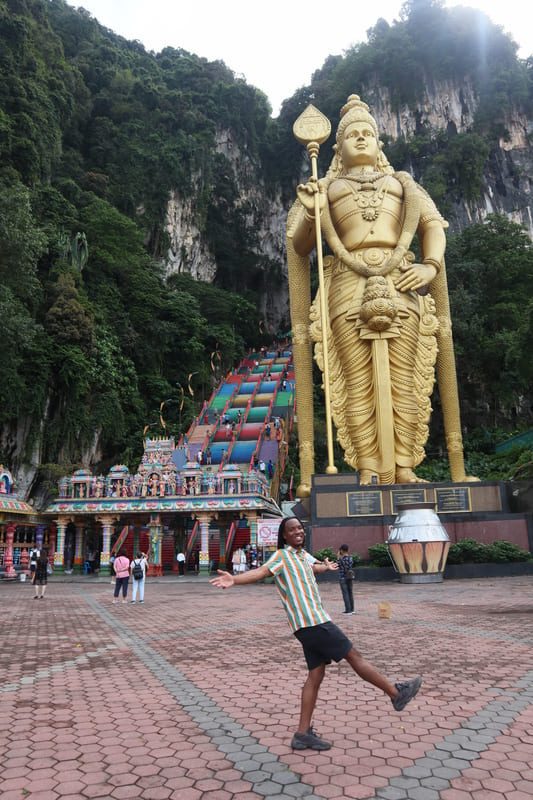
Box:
[387,502,450,583]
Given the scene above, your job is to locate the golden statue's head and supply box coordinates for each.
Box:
[327,94,393,179]
[336,95,379,147]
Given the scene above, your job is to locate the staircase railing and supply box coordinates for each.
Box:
[224,520,237,564]
[185,520,199,565]
[111,525,130,555]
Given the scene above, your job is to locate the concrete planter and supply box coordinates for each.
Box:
[443,561,533,579]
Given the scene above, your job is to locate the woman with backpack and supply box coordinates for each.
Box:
[130,551,149,604]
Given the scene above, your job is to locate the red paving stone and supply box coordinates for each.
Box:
[1,574,533,799]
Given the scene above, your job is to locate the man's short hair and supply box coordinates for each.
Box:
[339,544,349,552]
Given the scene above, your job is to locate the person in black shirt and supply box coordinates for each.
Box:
[337,544,354,614]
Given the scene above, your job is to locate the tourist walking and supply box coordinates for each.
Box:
[33,550,49,599]
[211,517,421,750]
[176,550,186,575]
[112,549,130,604]
[337,544,354,614]
[130,551,149,604]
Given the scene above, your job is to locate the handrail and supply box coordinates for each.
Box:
[111,525,129,555]
[185,520,199,565]
[225,520,237,564]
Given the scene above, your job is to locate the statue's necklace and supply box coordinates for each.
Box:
[343,175,389,222]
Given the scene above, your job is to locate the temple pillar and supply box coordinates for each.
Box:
[95,515,118,577]
[74,524,84,571]
[197,513,211,573]
[148,514,163,576]
[4,522,17,578]
[35,524,46,549]
[49,521,61,572]
[219,522,227,567]
[249,514,258,548]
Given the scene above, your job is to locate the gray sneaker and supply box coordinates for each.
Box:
[392,676,422,711]
[291,726,332,750]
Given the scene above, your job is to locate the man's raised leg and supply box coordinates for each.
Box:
[344,647,421,710]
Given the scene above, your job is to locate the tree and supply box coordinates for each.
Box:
[447,215,533,419]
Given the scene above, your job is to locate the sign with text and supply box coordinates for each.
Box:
[435,487,472,513]
[391,488,427,514]
[347,491,383,517]
[257,519,281,546]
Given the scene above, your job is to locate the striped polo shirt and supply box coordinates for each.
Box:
[265,546,331,633]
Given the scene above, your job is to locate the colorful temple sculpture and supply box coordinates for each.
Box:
[0,466,53,579]
[36,346,294,576]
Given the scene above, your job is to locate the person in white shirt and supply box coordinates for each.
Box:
[130,551,149,604]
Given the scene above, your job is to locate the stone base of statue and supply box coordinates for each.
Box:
[307,474,533,565]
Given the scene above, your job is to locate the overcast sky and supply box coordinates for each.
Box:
[71,1,531,116]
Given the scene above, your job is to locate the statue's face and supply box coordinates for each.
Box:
[341,121,379,169]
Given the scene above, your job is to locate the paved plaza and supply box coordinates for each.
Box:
[1,573,533,800]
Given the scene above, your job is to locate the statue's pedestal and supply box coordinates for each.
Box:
[308,475,533,558]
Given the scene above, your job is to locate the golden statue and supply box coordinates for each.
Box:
[287,95,472,495]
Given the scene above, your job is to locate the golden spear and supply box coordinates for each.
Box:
[293,105,337,475]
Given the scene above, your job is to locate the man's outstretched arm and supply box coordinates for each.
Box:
[210,563,272,589]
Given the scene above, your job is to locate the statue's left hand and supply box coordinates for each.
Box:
[394,263,437,293]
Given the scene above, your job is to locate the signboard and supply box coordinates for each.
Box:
[391,488,427,514]
[347,491,383,517]
[257,519,281,546]
[435,487,472,513]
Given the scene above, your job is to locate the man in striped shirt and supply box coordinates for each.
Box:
[210,517,422,751]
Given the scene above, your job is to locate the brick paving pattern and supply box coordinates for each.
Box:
[1,574,532,799]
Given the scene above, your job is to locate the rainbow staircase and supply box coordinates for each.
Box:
[180,344,295,501]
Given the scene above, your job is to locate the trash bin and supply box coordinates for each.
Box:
[387,502,450,583]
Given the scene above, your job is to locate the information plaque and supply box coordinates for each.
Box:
[347,491,383,517]
[435,487,471,513]
[391,488,427,514]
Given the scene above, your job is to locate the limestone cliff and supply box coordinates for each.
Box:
[362,78,533,236]
[163,127,289,332]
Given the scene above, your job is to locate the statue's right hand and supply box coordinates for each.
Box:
[296,178,326,216]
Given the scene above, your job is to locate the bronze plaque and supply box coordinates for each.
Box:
[435,487,471,513]
[347,491,383,517]
[391,488,427,514]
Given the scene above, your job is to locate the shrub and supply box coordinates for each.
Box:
[484,540,531,563]
[447,538,531,564]
[313,546,337,562]
[446,538,487,564]
[368,543,393,568]
[313,547,362,566]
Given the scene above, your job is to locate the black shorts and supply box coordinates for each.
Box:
[294,621,352,671]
